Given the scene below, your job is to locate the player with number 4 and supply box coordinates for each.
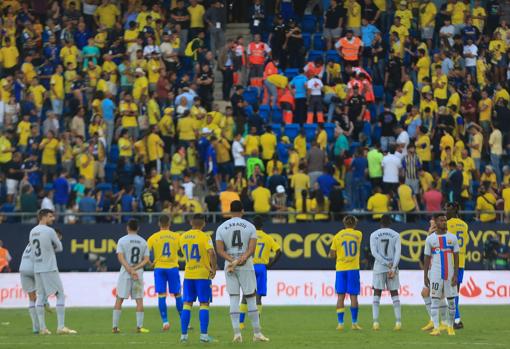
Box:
[112,219,151,334]
[329,215,363,331]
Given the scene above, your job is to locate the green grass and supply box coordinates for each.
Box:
[0,306,508,348]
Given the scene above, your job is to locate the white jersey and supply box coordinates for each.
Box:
[215,217,257,270]
[29,224,62,273]
[424,232,459,281]
[19,243,34,275]
[116,234,149,278]
[370,228,401,274]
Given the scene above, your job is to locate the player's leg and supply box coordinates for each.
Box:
[454,268,464,329]
[439,297,449,330]
[388,271,402,330]
[154,268,169,328]
[226,269,243,339]
[421,286,434,331]
[113,276,129,332]
[135,298,148,333]
[348,270,361,329]
[34,273,49,334]
[429,280,442,336]
[255,264,267,317]
[112,297,124,332]
[445,279,458,336]
[239,296,247,329]
[52,273,76,334]
[169,268,184,318]
[180,279,194,342]
[27,291,39,333]
[240,270,268,341]
[197,279,214,342]
[335,271,347,330]
[372,288,382,330]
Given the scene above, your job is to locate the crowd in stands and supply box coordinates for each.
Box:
[0,0,510,224]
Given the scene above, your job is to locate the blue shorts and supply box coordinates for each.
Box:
[335,270,360,295]
[254,264,267,297]
[154,267,181,294]
[183,279,212,303]
[458,268,464,284]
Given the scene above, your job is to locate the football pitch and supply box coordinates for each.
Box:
[0,306,508,349]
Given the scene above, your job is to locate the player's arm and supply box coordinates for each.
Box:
[267,249,282,269]
[215,240,235,263]
[423,254,431,288]
[328,239,337,259]
[117,252,134,276]
[208,247,217,279]
[452,252,459,287]
[50,229,63,252]
[392,236,402,271]
[238,238,257,265]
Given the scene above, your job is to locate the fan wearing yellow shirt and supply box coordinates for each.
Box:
[316,124,328,150]
[39,131,60,182]
[345,0,361,34]
[472,0,486,32]
[390,17,409,43]
[0,38,19,75]
[50,65,64,116]
[397,179,419,218]
[445,202,468,329]
[148,54,162,87]
[94,0,120,28]
[260,126,277,162]
[478,90,492,131]
[177,112,198,143]
[366,187,389,220]
[432,67,448,105]
[447,0,467,29]
[503,183,510,222]
[239,216,281,330]
[401,75,414,106]
[171,146,187,180]
[476,186,497,223]
[118,130,133,159]
[21,55,37,83]
[60,41,80,70]
[244,127,260,156]
[420,0,437,45]
[147,215,184,331]
[16,115,31,150]
[179,214,217,343]
[395,2,412,29]
[415,48,430,89]
[329,215,363,330]
[147,126,165,173]
[133,68,149,101]
[418,168,434,193]
[188,0,206,37]
[415,126,431,170]
[294,130,307,159]
[119,94,139,133]
[28,78,47,112]
[251,181,271,213]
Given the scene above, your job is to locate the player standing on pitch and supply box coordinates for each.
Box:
[329,215,363,331]
[179,214,217,343]
[370,215,402,331]
[29,209,77,335]
[215,201,270,343]
[112,219,150,334]
[445,202,468,329]
[147,215,184,331]
[423,214,459,336]
[239,215,281,330]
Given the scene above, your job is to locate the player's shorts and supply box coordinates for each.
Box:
[335,270,360,295]
[183,279,212,303]
[116,274,144,299]
[254,264,267,297]
[225,269,257,296]
[35,271,64,297]
[20,272,36,293]
[154,267,181,295]
[430,278,458,299]
[458,268,464,284]
[372,270,400,291]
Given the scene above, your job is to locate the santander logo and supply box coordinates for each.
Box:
[460,277,482,298]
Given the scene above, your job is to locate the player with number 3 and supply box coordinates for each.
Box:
[329,215,363,331]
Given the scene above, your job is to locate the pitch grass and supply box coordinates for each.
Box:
[0,306,508,349]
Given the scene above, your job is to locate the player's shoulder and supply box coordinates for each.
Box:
[425,232,436,243]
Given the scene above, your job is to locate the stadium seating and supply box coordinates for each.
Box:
[307,50,324,62]
[284,68,299,80]
[259,104,271,122]
[96,182,113,192]
[105,163,117,184]
[302,33,311,51]
[243,88,259,107]
[325,50,341,63]
[313,34,325,50]
[272,106,283,124]
[373,85,384,100]
[284,124,300,141]
[109,145,119,164]
[301,15,317,33]
[324,123,336,142]
[304,124,317,142]
[272,124,282,139]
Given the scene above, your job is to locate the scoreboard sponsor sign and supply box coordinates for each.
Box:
[1,271,509,308]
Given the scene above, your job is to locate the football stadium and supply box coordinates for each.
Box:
[0,0,509,348]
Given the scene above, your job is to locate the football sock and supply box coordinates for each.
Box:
[454,296,460,322]
[181,305,192,335]
[158,295,168,323]
[336,307,345,324]
[391,295,401,323]
[112,309,121,328]
[257,304,262,317]
[372,295,380,322]
[229,295,241,335]
[246,296,261,334]
[36,296,46,330]
[28,300,39,332]
[430,298,440,329]
[199,305,209,335]
[350,307,359,324]
[56,292,66,329]
[175,295,184,316]
[239,303,248,324]
[422,295,431,319]
[440,298,448,323]
[136,312,144,328]
[447,298,456,327]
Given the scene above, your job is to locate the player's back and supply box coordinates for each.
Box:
[19,243,34,275]
[370,228,401,273]
[216,217,257,269]
[253,230,279,265]
[180,229,213,279]
[425,232,459,280]
[117,234,149,274]
[332,228,362,271]
[447,217,468,255]
[29,224,62,273]
[147,230,180,269]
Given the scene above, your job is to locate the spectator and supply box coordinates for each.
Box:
[79,189,98,224]
[53,170,70,215]
[381,145,402,194]
[367,143,383,187]
[423,181,443,212]
[220,183,240,217]
[397,177,419,222]
[41,190,55,211]
[307,141,326,186]
[251,180,271,214]
[271,185,288,223]
[476,183,497,223]
[0,240,12,273]
[366,186,389,220]
[350,147,368,211]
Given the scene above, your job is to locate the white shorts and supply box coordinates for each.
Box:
[372,271,400,291]
[6,178,18,195]
[430,278,458,299]
[225,269,257,296]
[116,275,144,299]
[20,272,36,293]
[35,271,64,297]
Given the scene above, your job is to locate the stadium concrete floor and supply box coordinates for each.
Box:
[0,306,508,348]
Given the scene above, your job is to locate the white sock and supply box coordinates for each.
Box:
[440,298,448,324]
[35,295,46,331]
[447,298,456,327]
[246,296,261,334]
[229,295,241,335]
[372,295,380,322]
[422,295,431,319]
[56,292,66,329]
[112,309,121,328]
[136,312,144,328]
[391,295,401,323]
[431,298,440,329]
[28,300,39,332]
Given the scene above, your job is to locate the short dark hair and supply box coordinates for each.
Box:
[380,215,392,227]
[191,213,205,226]
[159,214,170,227]
[343,215,358,228]
[230,200,244,212]
[127,219,139,232]
[38,209,54,221]
[253,215,264,229]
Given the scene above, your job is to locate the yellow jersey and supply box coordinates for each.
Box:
[331,228,362,271]
[147,229,181,269]
[253,230,281,265]
[180,229,214,279]
[447,218,469,269]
